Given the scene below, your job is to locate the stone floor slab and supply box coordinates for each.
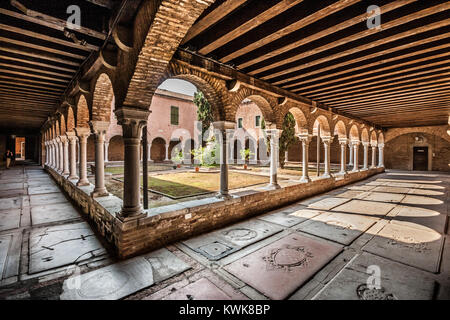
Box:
[372,186,411,194]
[361,192,406,203]
[163,278,233,300]
[60,257,154,300]
[334,190,370,200]
[258,211,305,227]
[296,212,378,245]
[363,223,444,273]
[0,183,24,191]
[307,197,351,210]
[29,193,68,206]
[332,200,396,217]
[143,248,191,283]
[224,233,342,300]
[314,252,436,300]
[28,185,61,195]
[0,197,22,210]
[183,220,283,261]
[29,222,107,274]
[31,202,81,226]
[0,209,21,232]
[389,205,447,234]
[0,234,12,278]
[401,194,445,206]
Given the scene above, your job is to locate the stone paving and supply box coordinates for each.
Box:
[0,164,448,300]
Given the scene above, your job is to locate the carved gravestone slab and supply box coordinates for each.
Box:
[363,223,444,273]
[143,248,191,283]
[346,185,377,191]
[407,188,445,197]
[296,212,378,245]
[183,220,282,261]
[31,202,81,226]
[361,192,406,203]
[334,190,370,200]
[0,209,21,232]
[372,186,411,194]
[29,222,107,274]
[401,194,444,206]
[0,235,12,278]
[30,193,67,206]
[0,197,21,210]
[311,252,435,300]
[307,197,351,210]
[27,178,55,187]
[224,233,342,300]
[163,278,233,300]
[28,185,61,195]
[390,205,447,234]
[258,211,305,227]
[332,200,395,217]
[60,257,154,300]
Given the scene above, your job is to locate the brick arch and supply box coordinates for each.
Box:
[333,120,347,138]
[370,130,378,146]
[76,94,90,128]
[121,0,214,109]
[275,102,310,132]
[67,106,75,132]
[312,115,331,137]
[361,128,370,143]
[92,73,115,122]
[54,121,60,137]
[230,87,275,124]
[163,63,230,121]
[59,114,66,135]
[108,135,124,161]
[349,124,360,141]
[378,132,385,144]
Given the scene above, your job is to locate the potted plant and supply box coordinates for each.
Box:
[172,148,184,169]
[240,148,254,170]
[191,147,204,172]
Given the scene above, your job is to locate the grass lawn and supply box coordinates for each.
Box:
[105,165,172,175]
[144,171,269,198]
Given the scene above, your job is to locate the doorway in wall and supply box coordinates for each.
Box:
[413,146,428,171]
[15,137,25,160]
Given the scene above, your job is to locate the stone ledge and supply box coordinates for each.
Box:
[45,165,384,259]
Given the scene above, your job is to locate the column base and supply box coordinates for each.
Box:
[351,169,360,173]
[321,174,332,179]
[68,175,79,181]
[264,183,281,190]
[216,192,233,200]
[62,170,70,175]
[91,188,109,198]
[77,179,90,186]
[299,176,311,183]
[116,207,147,221]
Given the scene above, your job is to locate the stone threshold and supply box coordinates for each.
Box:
[45,165,384,259]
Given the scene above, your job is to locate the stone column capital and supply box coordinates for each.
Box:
[321,136,333,144]
[338,138,349,145]
[265,128,281,138]
[212,121,235,132]
[74,127,91,138]
[115,107,150,139]
[59,135,67,143]
[89,121,110,135]
[378,143,385,148]
[362,141,370,147]
[350,139,360,146]
[298,134,312,143]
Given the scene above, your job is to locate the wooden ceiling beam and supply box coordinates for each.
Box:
[182,0,249,45]
[338,97,450,112]
[0,87,58,98]
[0,68,70,83]
[0,47,80,66]
[0,54,77,73]
[0,62,73,79]
[0,8,107,40]
[222,0,361,63]
[269,19,450,84]
[0,80,64,92]
[235,0,414,68]
[0,75,68,88]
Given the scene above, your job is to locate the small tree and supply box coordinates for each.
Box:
[240,148,254,163]
[172,148,184,165]
[279,113,296,168]
[194,91,213,140]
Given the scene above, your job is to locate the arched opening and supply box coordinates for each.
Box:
[285,107,308,164]
[310,115,331,176]
[151,137,166,162]
[67,106,75,132]
[92,73,115,122]
[108,135,124,161]
[76,95,90,128]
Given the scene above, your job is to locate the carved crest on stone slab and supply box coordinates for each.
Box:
[263,244,314,272]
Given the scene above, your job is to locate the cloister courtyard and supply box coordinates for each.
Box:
[0,0,449,304]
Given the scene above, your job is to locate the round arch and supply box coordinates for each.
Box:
[108,135,124,161]
[378,132,385,145]
[349,124,360,141]
[313,115,331,137]
[59,114,66,135]
[289,107,308,134]
[150,137,166,162]
[76,94,90,128]
[370,130,378,146]
[361,128,370,143]
[333,120,347,139]
[92,73,115,122]
[67,106,75,132]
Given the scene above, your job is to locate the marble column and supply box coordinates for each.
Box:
[266,127,281,189]
[74,128,90,186]
[61,136,70,175]
[165,143,170,161]
[339,138,348,175]
[51,140,56,168]
[378,143,385,167]
[299,134,311,183]
[371,145,377,168]
[352,140,360,172]
[321,136,333,178]
[89,121,109,198]
[284,151,288,164]
[66,132,78,180]
[348,142,354,167]
[55,137,63,173]
[115,107,151,220]
[213,121,235,198]
[104,141,109,163]
[147,143,152,162]
[44,142,48,166]
[77,140,80,165]
[362,142,369,170]
[49,141,53,167]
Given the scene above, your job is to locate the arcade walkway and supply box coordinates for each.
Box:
[0,164,448,300]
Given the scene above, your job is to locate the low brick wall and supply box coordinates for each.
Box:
[46,166,384,259]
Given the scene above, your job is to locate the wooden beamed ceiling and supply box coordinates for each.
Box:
[0,0,117,130]
[183,0,450,128]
